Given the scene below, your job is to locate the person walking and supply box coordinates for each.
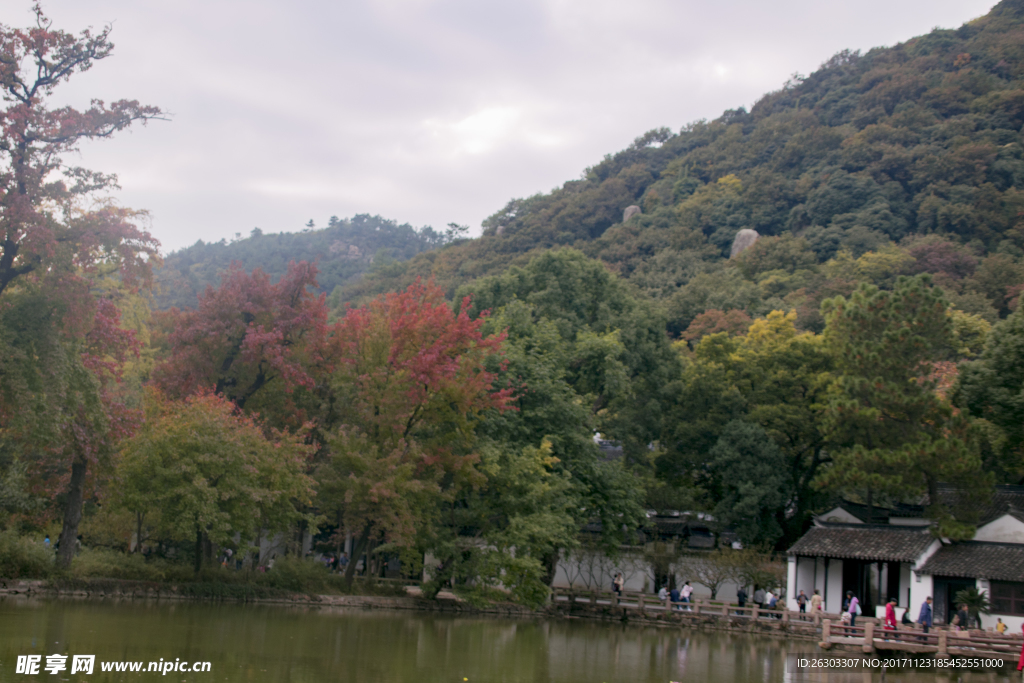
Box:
[680,581,693,610]
[613,573,624,596]
[810,589,822,612]
[737,587,747,608]
[754,587,765,608]
[797,590,808,613]
[884,597,897,631]
[1016,623,1024,681]
[846,591,860,628]
[917,596,933,634]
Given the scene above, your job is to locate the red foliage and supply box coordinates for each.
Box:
[0,7,162,298]
[28,296,142,503]
[153,261,331,425]
[683,309,753,342]
[903,236,977,280]
[330,278,511,472]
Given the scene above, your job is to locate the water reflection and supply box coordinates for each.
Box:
[0,597,1016,683]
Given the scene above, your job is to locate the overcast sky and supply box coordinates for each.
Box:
[24,0,998,254]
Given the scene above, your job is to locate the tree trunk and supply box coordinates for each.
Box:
[335,512,344,559]
[344,524,371,587]
[541,549,560,586]
[194,524,203,574]
[56,459,87,570]
[135,511,145,554]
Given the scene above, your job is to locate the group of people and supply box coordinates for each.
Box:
[794,589,824,613]
[655,581,695,610]
[319,552,350,573]
[737,586,784,611]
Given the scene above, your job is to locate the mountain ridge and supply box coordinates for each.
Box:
[332,0,1024,336]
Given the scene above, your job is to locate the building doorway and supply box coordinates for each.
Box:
[933,576,975,626]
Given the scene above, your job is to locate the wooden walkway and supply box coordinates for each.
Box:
[549,588,1023,659]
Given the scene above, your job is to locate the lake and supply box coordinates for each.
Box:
[0,597,1016,682]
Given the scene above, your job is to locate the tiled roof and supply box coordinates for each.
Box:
[828,500,891,524]
[916,542,1024,582]
[861,485,1024,524]
[787,523,935,562]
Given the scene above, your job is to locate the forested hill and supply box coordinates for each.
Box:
[340,0,1024,334]
[155,214,450,310]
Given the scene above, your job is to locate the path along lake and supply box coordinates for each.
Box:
[0,597,1017,683]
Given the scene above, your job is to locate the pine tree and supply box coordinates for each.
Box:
[817,275,990,538]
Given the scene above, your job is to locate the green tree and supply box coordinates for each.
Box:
[661,310,833,546]
[113,391,315,572]
[423,440,577,607]
[954,306,1024,482]
[708,420,788,547]
[475,299,647,575]
[460,248,679,466]
[817,275,990,538]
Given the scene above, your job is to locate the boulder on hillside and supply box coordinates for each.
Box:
[623,205,642,222]
[730,229,759,258]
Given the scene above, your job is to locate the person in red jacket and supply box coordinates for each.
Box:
[884,597,897,630]
[1017,622,1024,678]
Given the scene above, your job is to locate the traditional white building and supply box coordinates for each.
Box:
[786,485,1024,631]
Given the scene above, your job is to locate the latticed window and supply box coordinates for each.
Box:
[990,582,1024,615]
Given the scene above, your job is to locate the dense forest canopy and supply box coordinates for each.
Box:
[336,0,1024,336]
[155,214,457,310]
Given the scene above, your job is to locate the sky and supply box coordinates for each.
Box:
[20,0,1000,255]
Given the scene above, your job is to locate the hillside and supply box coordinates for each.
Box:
[154,214,449,310]
[338,0,1024,335]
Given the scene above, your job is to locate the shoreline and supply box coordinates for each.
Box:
[0,578,818,642]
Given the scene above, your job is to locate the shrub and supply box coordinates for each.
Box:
[0,530,53,579]
[69,548,169,581]
[258,557,336,593]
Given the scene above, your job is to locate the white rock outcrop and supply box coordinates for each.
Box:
[729,229,759,258]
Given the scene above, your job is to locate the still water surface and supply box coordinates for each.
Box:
[0,597,1016,683]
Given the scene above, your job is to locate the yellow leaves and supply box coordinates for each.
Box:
[854,245,914,282]
[716,174,743,191]
[744,310,797,344]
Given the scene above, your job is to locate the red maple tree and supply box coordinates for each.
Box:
[321,278,511,582]
[153,261,332,429]
[0,7,162,298]
[0,7,162,567]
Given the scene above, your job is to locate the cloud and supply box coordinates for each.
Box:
[35,0,997,253]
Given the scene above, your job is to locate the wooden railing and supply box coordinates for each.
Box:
[821,619,1023,658]
[549,588,829,628]
[549,588,1024,658]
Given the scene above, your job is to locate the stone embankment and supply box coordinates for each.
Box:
[0,578,533,617]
